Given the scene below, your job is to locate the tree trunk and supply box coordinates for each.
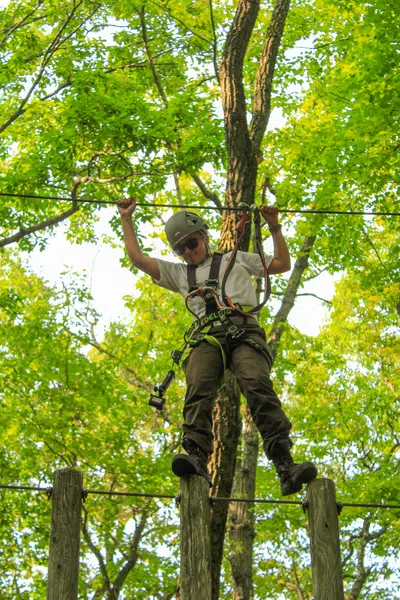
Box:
[219,0,260,253]
[267,235,317,361]
[211,0,259,583]
[213,0,293,596]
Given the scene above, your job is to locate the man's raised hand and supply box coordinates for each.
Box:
[117,196,137,217]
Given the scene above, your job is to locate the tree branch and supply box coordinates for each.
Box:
[249,0,291,151]
[303,266,328,282]
[76,172,133,185]
[219,0,259,160]
[0,1,100,135]
[0,164,132,248]
[147,0,211,44]
[261,174,277,205]
[343,518,388,600]
[173,173,183,203]
[272,291,332,304]
[191,174,222,209]
[347,518,372,600]
[0,1,46,48]
[38,76,72,102]
[88,327,154,392]
[82,506,112,596]
[267,234,317,361]
[209,0,220,83]
[139,6,167,104]
[291,559,307,600]
[110,507,150,597]
[0,202,79,248]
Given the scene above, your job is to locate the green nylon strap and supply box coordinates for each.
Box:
[203,335,227,370]
[180,332,227,371]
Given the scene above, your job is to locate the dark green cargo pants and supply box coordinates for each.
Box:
[182,322,292,459]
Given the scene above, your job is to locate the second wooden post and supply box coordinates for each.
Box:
[307,478,344,600]
[180,475,212,600]
[47,468,83,600]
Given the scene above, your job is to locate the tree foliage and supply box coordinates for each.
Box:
[0,0,399,598]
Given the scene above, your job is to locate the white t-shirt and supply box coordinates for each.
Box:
[152,251,273,320]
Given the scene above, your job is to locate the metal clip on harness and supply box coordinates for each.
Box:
[185,286,223,327]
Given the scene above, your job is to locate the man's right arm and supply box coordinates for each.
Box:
[118,197,161,281]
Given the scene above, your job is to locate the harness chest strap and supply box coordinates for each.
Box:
[187,252,223,315]
[187,252,254,320]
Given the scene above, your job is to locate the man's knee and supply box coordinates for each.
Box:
[241,372,276,400]
[185,377,220,402]
[184,346,223,387]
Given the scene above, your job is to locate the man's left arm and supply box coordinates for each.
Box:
[260,205,291,274]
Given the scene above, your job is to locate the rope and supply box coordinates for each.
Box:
[1,483,399,509]
[0,192,399,217]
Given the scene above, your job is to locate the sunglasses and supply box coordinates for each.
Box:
[174,236,202,256]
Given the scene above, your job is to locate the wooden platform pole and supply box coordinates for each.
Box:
[47,468,83,600]
[180,475,212,600]
[307,478,344,600]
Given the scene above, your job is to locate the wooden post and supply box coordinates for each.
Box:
[307,478,344,600]
[47,468,83,600]
[180,475,212,600]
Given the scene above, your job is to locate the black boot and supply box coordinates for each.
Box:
[172,439,212,488]
[272,449,317,497]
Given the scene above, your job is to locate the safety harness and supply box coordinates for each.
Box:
[149,204,273,410]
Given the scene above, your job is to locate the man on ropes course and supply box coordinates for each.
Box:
[117,197,317,496]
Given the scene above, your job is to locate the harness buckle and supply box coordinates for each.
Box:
[203,289,215,302]
[189,332,206,347]
[170,349,184,364]
[227,325,245,339]
[205,278,218,288]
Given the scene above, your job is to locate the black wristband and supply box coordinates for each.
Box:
[268,223,282,234]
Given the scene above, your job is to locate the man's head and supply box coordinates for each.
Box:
[165,211,210,265]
